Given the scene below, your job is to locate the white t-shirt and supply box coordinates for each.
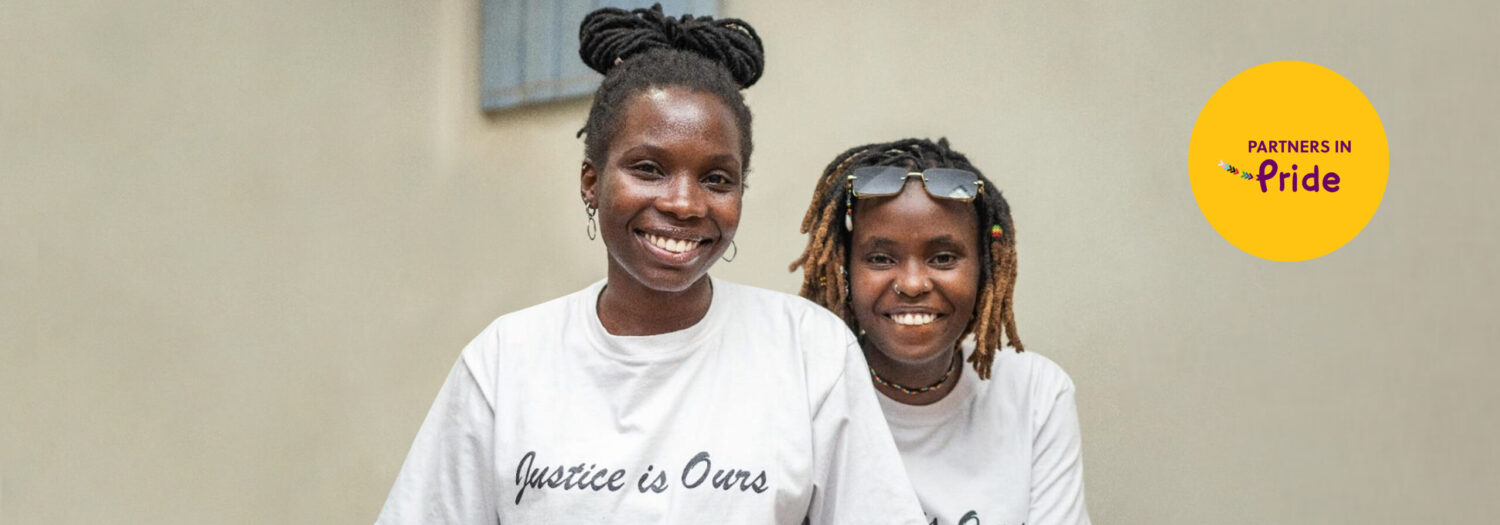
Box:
[876,344,1091,525]
[377,277,927,524]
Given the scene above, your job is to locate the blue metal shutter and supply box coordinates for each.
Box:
[481,0,720,111]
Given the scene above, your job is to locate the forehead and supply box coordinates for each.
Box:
[608,87,742,161]
[852,181,980,244]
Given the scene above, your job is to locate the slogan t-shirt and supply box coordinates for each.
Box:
[877,345,1091,525]
[376,277,927,524]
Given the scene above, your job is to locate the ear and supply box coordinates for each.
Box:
[580,160,599,208]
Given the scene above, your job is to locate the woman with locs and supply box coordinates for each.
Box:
[376,6,925,524]
[791,138,1092,524]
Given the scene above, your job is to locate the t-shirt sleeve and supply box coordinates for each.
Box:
[806,324,927,525]
[375,350,500,525]
[1028,361,1091,525]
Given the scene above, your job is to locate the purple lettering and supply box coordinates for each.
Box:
[1302,165,1320,192]
[1257,159,1278,193]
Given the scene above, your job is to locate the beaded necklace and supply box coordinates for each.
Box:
[868,355,957,396]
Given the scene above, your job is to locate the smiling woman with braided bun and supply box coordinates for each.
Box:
[375,5,924,524]
[792,138,1091,525]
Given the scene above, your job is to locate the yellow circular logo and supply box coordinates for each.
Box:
[1189,61,1388,261]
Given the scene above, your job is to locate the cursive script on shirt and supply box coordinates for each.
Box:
[513,450,769,504]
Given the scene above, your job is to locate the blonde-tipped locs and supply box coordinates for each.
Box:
[788,138,1022,379]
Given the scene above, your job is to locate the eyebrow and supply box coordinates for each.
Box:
[620,144,741,170]
[704,153,740,167]
[929,235,966,248]
[860,235,967,249]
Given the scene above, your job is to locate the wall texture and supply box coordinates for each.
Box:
[2,1,1496,523]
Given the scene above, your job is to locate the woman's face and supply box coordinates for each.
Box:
[849,179,981,366]
[581,87,744,294]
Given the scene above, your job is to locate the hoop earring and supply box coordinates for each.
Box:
[585,206,598,241]
[722,240,737,262]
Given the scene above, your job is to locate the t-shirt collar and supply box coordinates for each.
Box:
[580,275,726,364]
[876,339,985,427]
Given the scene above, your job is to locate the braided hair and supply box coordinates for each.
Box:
[789,138,1023,379]
[577,4,764,170]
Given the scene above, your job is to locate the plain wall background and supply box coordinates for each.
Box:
[2,1,1496,523]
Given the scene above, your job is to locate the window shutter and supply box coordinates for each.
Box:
[482,0,720,112]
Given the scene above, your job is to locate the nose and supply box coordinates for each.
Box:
[894,260,931,298]
[656,172,708,220]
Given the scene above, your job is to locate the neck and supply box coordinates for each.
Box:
[597,264,713,336]
[863,343,962,406]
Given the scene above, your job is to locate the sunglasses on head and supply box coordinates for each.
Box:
[845,166,984,202]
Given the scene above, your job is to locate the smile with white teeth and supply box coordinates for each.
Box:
[889,313,938,326]
[643,232,703,254]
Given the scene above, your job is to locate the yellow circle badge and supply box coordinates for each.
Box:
[1189,61,1388,261]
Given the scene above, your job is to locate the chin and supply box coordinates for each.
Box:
[629,265,712,294]
[875,341,951,365]
[858,315,959,365]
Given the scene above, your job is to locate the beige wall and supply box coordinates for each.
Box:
[3,1,1496,523]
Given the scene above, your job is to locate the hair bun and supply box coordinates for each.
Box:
[579,3,765,88]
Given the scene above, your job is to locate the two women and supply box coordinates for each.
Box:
[381,5,1089,525]
[377,6,925,524]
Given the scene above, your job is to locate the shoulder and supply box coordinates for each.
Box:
[714,278,852,338]
[458,283,595,376]
[1013,350,1077,392]
[984,347,1078,414]
[464,293,566,353]
[485,287,583,334]
[989,347,1075,388]
[713,278,859,387]
[715,278,832,317]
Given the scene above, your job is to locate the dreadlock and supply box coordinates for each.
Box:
[789,138,1022,379]
[577,4,764,170]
